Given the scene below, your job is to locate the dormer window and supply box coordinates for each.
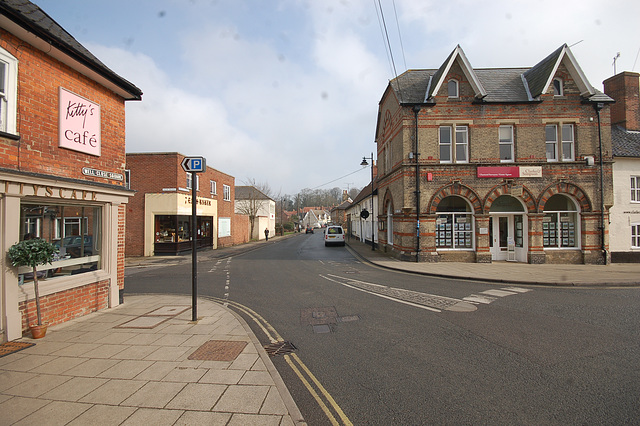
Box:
[448,79,459,98]
[553,78,563,96]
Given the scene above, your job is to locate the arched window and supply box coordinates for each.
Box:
[386,203,393,245]
[553,78,563,96]
[543,194,578,248]
[447,79,459,98]
[436,196,473,249]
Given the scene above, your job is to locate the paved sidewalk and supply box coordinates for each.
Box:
[0,295,305,425]
[346,238,640,286]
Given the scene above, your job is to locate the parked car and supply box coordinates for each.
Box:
[324,225,345,247]
[54,235,94,258]
[305,226,314,234]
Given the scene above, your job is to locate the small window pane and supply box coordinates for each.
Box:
[439,127,451,143]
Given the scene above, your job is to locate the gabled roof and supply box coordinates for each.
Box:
[331,200,352,212]
[426,45,487,101]
[522,44,602,100]
[0,0,142,100]
[385,44,612,106]
[350,179,378,205]
[234,186,272,201]
[612,125,640,157]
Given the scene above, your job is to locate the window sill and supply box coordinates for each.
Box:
[0,129,20,141]
[16,268,111,303]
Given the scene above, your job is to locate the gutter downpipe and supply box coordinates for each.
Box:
[413,105,421,262]
[594,102,608,265]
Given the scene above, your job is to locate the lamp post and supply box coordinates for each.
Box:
[360,153,375,251]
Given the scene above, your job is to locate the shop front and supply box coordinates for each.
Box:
[144,193,217,256]
[0,171,130,341]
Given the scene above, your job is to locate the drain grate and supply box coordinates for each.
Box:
[264,341,297,357]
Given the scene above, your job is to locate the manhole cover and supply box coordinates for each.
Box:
[188,340,248,361]
[312,325,331,334]
[301,307,338,325]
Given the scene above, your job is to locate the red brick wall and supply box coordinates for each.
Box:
[231,213,250,246]
[604,71,640,131]
[0,30,128,186]
[19,281,110,333]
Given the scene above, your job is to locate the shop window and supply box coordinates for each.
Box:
[436,196,473,249]
[631,176,640,202]
[19,203,101,283]
[499,125,514,162]
[223,184,231,201]
[632,224,640,248]
[543,194,578,248]
[0,47,18,134]
[439,125,468,163]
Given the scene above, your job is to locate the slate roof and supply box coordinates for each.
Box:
[234,186,272,201]
[387,44,613,105]
[0,0,142,100]
[612,125,640,157]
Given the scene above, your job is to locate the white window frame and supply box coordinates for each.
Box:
[0,47,18,134]
[186,173,199,191]
[439,125,468,164]
[223,184,231,201]
[631,176,640,203]
[447,79,459,98]
[210,180,217,195]
[499,125,514,163]
[561,124,575,161]
[632,223,640,248]
[545,124,558,162]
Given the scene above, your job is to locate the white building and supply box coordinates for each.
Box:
[234,186,275,240]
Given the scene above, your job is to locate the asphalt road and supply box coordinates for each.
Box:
[125,233,640,425]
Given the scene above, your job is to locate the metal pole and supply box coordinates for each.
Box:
[414,105,421,262]
[595,104,608,265]
[370,152,375,251]
[191,171,198,321]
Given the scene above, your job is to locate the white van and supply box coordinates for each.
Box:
[324,225,345,247]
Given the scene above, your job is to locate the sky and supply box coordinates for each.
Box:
[35,0,640,197]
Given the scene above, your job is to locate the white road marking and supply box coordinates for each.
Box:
[463,295,497,304]
[501,287,532,293]
[482,289,518,297]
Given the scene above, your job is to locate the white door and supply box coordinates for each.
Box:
[490,215,513,261]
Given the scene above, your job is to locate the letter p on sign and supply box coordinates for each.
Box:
[181,156,206,172]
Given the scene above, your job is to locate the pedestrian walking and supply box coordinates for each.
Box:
[264,228,269,241]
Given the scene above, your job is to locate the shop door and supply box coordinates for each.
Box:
[490,215,512,261]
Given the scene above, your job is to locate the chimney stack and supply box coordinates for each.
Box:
[603,71,640,131]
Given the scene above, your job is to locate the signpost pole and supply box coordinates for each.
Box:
[191,170,198,321]
[191,171,198,321]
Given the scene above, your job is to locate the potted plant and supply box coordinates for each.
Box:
[7,238,58,338]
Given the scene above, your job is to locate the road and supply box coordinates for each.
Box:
[125,232,640,425]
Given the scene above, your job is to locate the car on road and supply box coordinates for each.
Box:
[305,226,314,234]
[324,225,345,246]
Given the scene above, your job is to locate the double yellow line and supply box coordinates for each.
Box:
[213,297,352,425]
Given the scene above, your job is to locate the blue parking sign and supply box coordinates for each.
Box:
[181,156,206,172]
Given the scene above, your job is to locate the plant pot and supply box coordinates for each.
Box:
[30,324,48,339]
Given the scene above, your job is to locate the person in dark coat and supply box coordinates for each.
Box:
[264,228,269,241]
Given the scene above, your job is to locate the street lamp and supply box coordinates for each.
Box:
[360,153,375,251]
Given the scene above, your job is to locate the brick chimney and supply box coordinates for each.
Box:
[603,71,640,131]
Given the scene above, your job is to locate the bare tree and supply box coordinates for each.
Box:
[236,179,280,239]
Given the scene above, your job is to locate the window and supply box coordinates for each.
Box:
[545,125,558,161]
[553,78,563,96]
[632,177,640,202]
[561,124,574,161]
[543,195,578,248]
[439,125,468,163]
[124,170,131,189]
[436,196,474,249]
[210,180,217,195]
[545,124,574,162]
[186,173,199,191]
[18,203,101,283]
[447,79,459,98]
[0,48,18,134]
[632,224,640,248]
[223,184,231,201]
[499,125,514,162]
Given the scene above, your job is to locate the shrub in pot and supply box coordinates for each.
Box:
[7,238,58,338]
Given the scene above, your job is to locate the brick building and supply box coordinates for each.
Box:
[125,152,249,257]
[0,1,142,341]
[375,44,614,264]
[605,72,640,262]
